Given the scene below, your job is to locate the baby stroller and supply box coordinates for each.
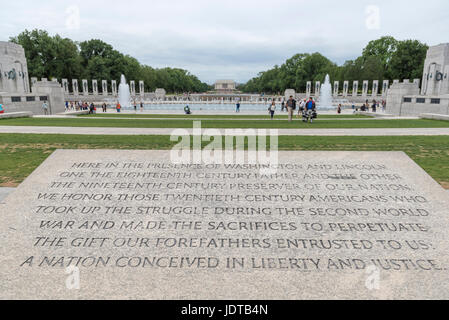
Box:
[302,109,317,123]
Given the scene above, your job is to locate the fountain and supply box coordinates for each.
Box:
[318,74,333,110]
[118,74,131,109]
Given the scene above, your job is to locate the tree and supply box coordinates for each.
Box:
[10,29,81,80]
[362,36,398,77]
[10,29,210,94]
[241,36,429,94]
[389,40,428,80]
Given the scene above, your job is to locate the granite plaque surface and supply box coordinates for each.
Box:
[1,150,449,300]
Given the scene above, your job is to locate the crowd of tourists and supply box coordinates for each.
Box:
[261,96,318,123]
[353,100,387,113]
[64,101,99,114]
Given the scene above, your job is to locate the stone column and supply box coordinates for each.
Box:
[382,80,389,97]
[343,81,349,97]
[102,80,108,95]
[62,79,69,94]
[306,81,312,97]
[72,79,79,96]
[130,80,136,96]
[372,80,379,97]
[92,80,98,95]
[139,81,144,96]
[362,80,369,97]
[82,79,88,96]
[111,80,117,96]
[315,81,320,97]
[333,81,339,97]
[352,81,358,97]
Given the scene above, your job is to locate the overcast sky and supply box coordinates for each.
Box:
[1,0,448,84]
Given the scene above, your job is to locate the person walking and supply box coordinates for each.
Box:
[286,96,296,122]
[298,99,306,118]
[236,102,241,113]
[116,102,121,113]
[372,100,377,113]
[268,101,276,120]
[0,103,4,114]
[337,104,342,114]
[140,102,144,112]
[281,100,285,112]
[42,101,49,115]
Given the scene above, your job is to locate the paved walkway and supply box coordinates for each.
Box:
[1,126,449,136]
[0,187,15,203]
[32,116,419,121]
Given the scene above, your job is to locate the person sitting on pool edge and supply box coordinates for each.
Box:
[184,105,192,115]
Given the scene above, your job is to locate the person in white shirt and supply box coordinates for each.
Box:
[298,99,306,118]
[42,101,49,115]
[268,101,276,119]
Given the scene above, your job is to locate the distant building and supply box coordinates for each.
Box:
[214,80,236,93]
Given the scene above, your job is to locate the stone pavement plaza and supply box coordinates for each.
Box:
[2,150,449,299]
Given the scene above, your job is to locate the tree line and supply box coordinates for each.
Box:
[10,29,212,94]
[239,36,429,94]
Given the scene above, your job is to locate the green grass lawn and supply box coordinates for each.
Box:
[1,117,448,129]
[79,113,368,119]
[1,134,448,189]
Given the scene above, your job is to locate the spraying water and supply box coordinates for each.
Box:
[118,74,131,108]
[318,74,333,110]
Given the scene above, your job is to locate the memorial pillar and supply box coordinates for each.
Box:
[92,80,98,96]
[382,80,390,97]
[62,79,69,95]
[130,81,136,96]
[333,81,339,97]
[372,80,379,97]
[82,79,88,96]
[139,81,144,96]
[72,79,79,96]
[315,81,320,97]
[111,80,117,97]
[343,81,349,97]
[352,81,358,97]
[362,80,369,97]
[306,81,312,97]
[102,80,108,95]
